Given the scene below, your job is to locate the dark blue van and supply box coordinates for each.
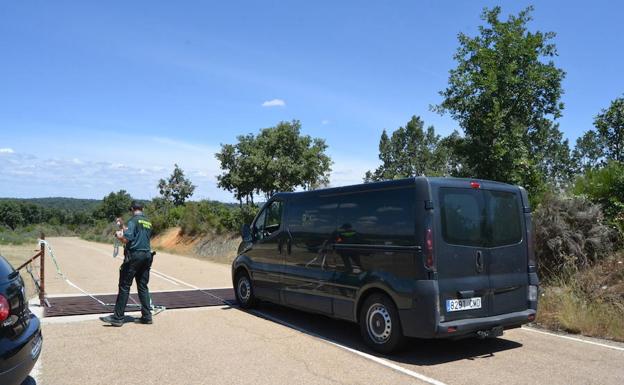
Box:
[232,177,539,353]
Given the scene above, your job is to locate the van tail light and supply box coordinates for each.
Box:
[470,181,480,189]
[0,295,9,322]
[526,216,536,268]
[425,227,435,270]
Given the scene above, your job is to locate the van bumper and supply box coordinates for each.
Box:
[400,308,536,338]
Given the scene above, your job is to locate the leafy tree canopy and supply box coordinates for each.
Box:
[574,160,624,232]
[434,6,571,195]
[572,130,605,173]
[95,190,133,221]
[572,96,624,172]
[158,164,196,206]
[595,96,624,162]
[364,116,460,181]
[216,120,332,203]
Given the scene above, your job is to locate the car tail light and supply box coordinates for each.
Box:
[470,181,480,189]
[0,295,9,322]
[425,227,435,270]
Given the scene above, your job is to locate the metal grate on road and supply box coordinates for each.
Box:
[44,288,236,317]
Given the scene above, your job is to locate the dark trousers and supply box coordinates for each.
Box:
[114,250,153,320]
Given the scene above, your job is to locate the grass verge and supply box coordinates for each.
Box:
[537,256,624,342]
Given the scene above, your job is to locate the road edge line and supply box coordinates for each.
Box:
[252,309,448,385]
[521,326,624,352]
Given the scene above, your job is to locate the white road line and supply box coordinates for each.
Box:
[521,327,624,352]
[252,310,448,385]
[150,271,180,285]
[151,269,203,289]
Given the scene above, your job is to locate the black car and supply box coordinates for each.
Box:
[232,177,539,353]
[0,255,42,385]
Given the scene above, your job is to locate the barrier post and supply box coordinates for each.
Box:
[39,233,46,306]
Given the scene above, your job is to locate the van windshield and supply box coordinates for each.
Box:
[440,188,522,247]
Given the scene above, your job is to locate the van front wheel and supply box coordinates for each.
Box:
[359,293,404,353]
[234,271,257,309]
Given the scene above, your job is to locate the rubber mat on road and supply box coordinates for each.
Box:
[43,288,236,317]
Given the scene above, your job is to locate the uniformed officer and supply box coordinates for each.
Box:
[100,201,154,327]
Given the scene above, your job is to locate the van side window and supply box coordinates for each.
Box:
[338,187,416,246]
[286,197,337,236]
[254,200,283,240]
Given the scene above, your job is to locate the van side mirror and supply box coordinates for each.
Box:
[241,224,252,242]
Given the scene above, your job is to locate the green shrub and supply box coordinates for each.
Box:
[574,161,624,234]
[533,193,617,280]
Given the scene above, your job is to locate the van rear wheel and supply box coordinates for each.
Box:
[359,293,404,354]
[234,271,257,309]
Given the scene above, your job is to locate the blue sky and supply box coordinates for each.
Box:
[1,1,623,201]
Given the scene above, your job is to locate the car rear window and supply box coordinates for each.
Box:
[440,188,522,247]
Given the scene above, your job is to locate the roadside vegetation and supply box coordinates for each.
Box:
[1,5,623,341]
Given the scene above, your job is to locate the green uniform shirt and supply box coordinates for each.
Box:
[123,212,152,252]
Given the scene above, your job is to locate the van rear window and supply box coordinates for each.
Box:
[440,189,483,246]
[488,190,522,246]
[440,188,522,247]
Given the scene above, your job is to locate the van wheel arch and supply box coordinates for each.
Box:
[232,265,251,288]
[355,287,398,323]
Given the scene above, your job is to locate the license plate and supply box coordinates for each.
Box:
[446,297,482,312]
[31,334,42,359]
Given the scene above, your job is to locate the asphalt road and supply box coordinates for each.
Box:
[31,237,624,385]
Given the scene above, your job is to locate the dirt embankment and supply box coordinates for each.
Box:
[151,227,240,265]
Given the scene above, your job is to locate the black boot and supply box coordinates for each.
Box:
[99,314,124,327]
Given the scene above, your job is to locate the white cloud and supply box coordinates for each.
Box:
[328,155,378,188]
[261,98,286,107]
[0,150,232,201]
[0,148,15,153]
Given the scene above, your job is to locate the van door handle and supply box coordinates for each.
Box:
[476,250,484,273]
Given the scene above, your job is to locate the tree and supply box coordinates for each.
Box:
[573,161,624,229]
[364,116,456,181]
[434,6,570,195]
[216,120,332,203]
[96,190,133,221]
[158,164,196,206]
[572,130,604,172]
[593,96,624,162]
[0,201,25,230]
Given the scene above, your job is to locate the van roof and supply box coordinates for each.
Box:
[273,176,519,200]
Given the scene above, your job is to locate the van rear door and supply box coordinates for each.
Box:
[483,187,528,316]
[435,187,490,322]
[433,181,528,322]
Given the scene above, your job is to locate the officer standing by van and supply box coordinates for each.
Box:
[100,201,154,327]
